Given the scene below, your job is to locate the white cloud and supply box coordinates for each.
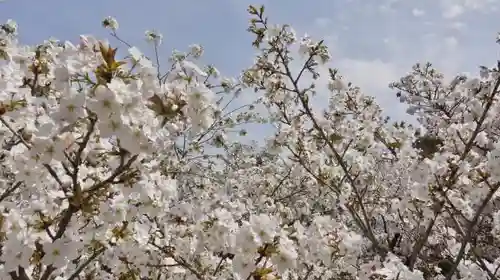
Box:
[302,55,408,119]
[440,0,498,18]
[444,36,458,49]
[266,0,498,119]
[448,21,466,30]
[443,4,465,18]
[336,59,399,93]
[412,8,426,17]
[338,59,410,119]
[314,18,332,29]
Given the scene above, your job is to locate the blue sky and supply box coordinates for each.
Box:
[1,0,499,121]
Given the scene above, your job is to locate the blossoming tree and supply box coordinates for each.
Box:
[0,5,499,280]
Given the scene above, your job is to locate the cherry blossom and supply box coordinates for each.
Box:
[0,5,500,280]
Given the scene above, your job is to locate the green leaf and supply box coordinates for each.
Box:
[329,133,343,143]
[247,5,257,15]
[387,141,402,149]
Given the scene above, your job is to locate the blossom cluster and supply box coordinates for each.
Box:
[0,5,500,280]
